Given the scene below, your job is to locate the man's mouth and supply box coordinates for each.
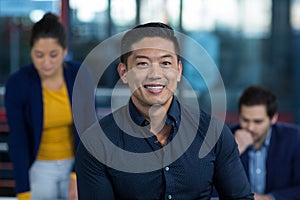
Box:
[144,84,165,93]
[144,85,164,89]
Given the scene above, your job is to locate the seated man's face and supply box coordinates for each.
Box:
[118,36,182,110]
[239,104,275,146]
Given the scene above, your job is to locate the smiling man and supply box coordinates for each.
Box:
[75,22,253,199]
[232,85,300,200]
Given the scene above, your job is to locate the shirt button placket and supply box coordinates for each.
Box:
[165,166,172,199]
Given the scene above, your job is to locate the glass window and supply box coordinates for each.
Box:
[240,0,271,38]
[140,0,168,24]
[0,0,60,18]
[182,0,239,32]
[69,0,110,61]
[182,0,208,31]
[291,0,300,31]
[111,0,136,26]
[70,0,108,23]
[140,0,180,27]
[165,0,181,28]
[182,0,271,37]
[0,0,61,84]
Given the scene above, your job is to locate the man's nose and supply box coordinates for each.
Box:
[246,122,255,132]
[148,63,162,78]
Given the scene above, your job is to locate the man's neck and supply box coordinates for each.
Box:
[253,130,270,151]
[154,124,172,147]
[142,104,172,146]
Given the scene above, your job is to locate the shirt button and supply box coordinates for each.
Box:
[257,151,261,155]
[165,166,170,171]
[256,168,261,174]
[168,194,172,199]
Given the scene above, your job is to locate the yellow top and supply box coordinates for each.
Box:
[16,191,30,200]
[37,83,74,160]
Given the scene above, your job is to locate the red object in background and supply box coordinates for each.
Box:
[0,108,8,133]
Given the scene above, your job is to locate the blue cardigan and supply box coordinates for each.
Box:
[4,61,81,194]
[231,122,300,199]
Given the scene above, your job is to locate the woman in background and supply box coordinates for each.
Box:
[5,12,80,200]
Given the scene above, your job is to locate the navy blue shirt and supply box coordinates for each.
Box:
[75,97,253,200]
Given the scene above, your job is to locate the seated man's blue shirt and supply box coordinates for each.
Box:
[248,129,271,194]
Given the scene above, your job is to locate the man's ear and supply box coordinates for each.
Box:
[271,113,279,125]
[117,63,128,84]
[177,60,183,82]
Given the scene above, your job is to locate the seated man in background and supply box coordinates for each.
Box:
[232,85,300,200]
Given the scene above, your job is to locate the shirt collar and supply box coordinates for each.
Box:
[249,127,272,152]
[264,127,272,147]
[128,96,180,129]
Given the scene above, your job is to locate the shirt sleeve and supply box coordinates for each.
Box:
[4,73,32,193]
[75,140,115,199]
[213,124,254,199]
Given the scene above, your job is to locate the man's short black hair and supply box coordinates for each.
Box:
[238,85,278,119]
[120,22,181,65]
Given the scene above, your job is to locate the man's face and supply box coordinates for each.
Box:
[118,37,182,111]
[239,104,277,146]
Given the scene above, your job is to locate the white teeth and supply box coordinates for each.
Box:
[145,85,163,89]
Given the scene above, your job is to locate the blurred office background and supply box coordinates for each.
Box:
[0,0,300,197]
[1,0,300,122]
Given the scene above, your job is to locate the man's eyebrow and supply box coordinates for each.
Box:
[253,119,264,123]
[135,54,174,59]
[134,55,150,59]
[241,115,264,123]
[160,54,174,59]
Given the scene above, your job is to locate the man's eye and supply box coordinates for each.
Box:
[241,118,249,123]
[137,62,148,67]
[161,61,172,66]
[160,62,172,68]
[254,120,263,124]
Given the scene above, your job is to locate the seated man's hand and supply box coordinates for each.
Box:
[254,193,273,200]
[234,129,253,154]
